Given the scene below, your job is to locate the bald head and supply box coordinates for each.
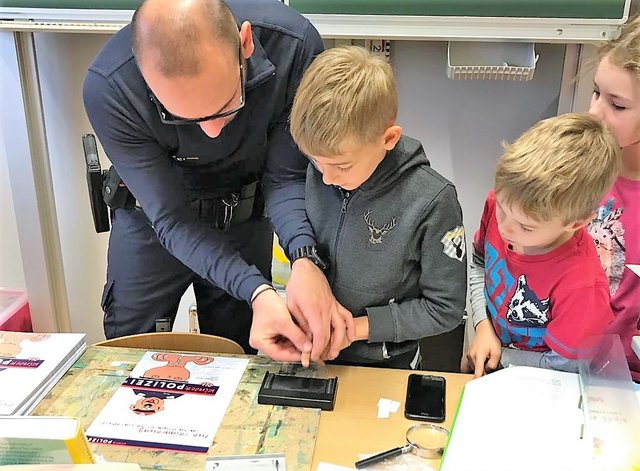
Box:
[132,0,239,78]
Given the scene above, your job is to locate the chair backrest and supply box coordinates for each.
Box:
[94,332,244,355]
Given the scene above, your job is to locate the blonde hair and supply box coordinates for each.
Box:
[495,113,620,224]
[290,46,397,157]
[598,14,640,75]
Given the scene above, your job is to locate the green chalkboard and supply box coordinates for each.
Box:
[0,1,141,8]
[288,0,626,19]
[0,0,628,20]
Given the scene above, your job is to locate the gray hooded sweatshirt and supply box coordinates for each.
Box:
[305,135,467,364]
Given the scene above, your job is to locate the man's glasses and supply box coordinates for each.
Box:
[149,44,245,125]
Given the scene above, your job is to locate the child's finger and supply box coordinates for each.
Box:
[473,354,485,378]
[486,349,501,371]
[459,356,467,372]
[337,303,356,342]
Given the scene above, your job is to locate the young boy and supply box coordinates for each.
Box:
[289,46,467,369]
[463,114,620,378]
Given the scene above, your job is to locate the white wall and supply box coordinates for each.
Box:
[33,33,193,341]
[0,127,27,291]
[394,41,566,237]
[32,33,110,342]
[574,45,598,113]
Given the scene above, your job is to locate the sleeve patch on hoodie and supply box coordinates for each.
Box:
[441,226,466,262]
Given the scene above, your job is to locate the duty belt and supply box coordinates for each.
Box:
[189,181,263,231]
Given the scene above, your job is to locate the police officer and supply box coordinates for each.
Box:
[83,0,353,362]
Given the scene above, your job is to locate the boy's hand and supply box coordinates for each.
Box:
[326,302,355,360]
[463,319,502,379]
[318,307,358,362]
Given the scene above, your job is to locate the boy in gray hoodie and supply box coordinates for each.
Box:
[289,46,467,368]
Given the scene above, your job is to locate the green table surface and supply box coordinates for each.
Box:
[32,346,321,471]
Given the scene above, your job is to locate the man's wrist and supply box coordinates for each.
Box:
[251,284,276,305]
[291,257,317,270]
[289,244,329,271]
[290,258,327,280]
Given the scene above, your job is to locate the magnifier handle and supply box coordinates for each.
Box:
[355,445,410,469]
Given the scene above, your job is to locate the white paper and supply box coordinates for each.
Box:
[86,352,248,453]
[627,264,640,277]
[632,337,640,361]
[0,332,86,415]
[316,463,354,471]
[441,367,589,471]
[377,398,391,418]
[205,453,285,470]
[17,346,86,415]
[376,398,400,418]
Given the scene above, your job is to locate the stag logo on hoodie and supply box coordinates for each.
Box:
[363,210,398,245]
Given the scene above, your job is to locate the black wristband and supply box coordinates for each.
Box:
[250,285,276,305]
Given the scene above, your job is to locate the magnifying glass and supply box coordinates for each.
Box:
[354,423,449,469]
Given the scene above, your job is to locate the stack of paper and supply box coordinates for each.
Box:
[441,367,589,471]
[1,466,140,471]
[0,332,87,415]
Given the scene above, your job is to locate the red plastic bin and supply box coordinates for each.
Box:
[0,289,32,332]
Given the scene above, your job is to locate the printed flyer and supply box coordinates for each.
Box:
[86,352,248,453]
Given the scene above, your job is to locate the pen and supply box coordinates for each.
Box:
[595,360,610,375]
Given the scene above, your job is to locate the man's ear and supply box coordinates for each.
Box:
[567,211,596,231]
[239,21,255,59]
[383,125,402,150]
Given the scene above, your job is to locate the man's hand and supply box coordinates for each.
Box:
[249,285,311,363]
[462,319,502,379]
[286,258,355,362]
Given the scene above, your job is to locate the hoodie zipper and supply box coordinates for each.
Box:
[331,189,353,283]
[340,191,351,214]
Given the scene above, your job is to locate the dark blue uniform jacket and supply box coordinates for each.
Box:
[83,0,323,302]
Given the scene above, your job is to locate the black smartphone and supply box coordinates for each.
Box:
[404,373,446,422]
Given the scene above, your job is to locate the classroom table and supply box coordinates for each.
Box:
[32,346,472,470]
[312,364,469,469]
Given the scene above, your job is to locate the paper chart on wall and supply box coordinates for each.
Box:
[85,352,248,453]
